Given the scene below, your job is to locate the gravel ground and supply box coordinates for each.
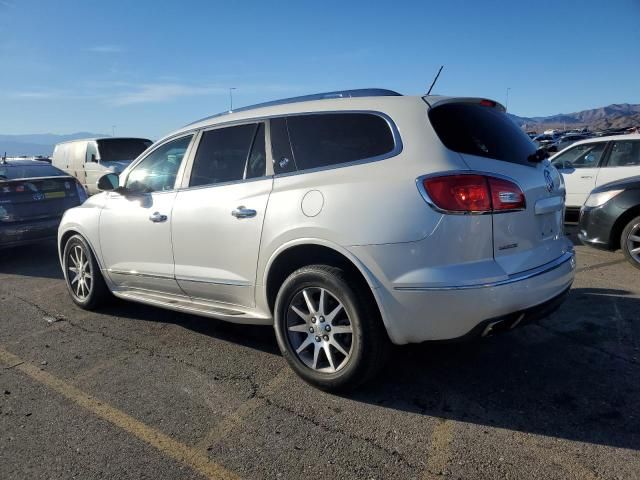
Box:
[1,230,639,480]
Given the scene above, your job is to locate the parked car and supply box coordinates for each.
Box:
[550,134,640,221]
[554,134,591,151]
[57,89,575,390]
[0,159,87,248]
[533,134,560,152]
[579,176,640,269]
[52,137,152,195]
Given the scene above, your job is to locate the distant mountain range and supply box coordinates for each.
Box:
[0,132,106,156]
[509,103,640,132]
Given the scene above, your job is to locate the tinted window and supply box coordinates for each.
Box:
[551,142,607,170]
[190,124,258,187]
[271,118,296,174]
[126,135,192,193]
[286,113,395,171]
[0,163,67,180]
[429,103,537,166]
[246,123,266,179]
[97,138,152,162]
[607,141,640,167]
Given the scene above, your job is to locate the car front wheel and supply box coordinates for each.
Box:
[62,234,110,309]
[621,216,640,270]
[274,265,389,391]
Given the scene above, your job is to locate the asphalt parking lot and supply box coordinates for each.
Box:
[1,229,639,480]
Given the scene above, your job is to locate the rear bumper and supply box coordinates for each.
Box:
[0,217,61,248]
[357,250,575,344]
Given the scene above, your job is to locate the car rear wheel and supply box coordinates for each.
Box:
[63,234,110,309]
[621,216,640,270]
[274,265,389,391]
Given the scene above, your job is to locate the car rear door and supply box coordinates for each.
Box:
[171,122,271,308]
[595,139,640,188]
[99,134,195,295]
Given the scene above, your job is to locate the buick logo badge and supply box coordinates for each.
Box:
[544,169,554,192]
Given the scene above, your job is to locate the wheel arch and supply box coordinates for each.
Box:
[611,205,640,250]
[58,227,104,271]
[262,240,389,332]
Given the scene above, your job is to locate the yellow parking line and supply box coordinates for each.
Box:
[0,347,241,480]
[423,418,454,478]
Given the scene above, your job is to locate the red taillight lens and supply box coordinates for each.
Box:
[424,175,491,212]
[422,174,525,213]
[488,177,526,211]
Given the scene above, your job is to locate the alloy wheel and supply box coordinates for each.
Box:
[67,244,93,300]
[626,222,640,264]
[285,287,354,373]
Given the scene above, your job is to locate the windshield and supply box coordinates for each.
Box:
[97,138,152,162]
[429,103,537,166]
[0,163,67,180]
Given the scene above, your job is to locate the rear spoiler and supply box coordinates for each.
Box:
[422,96,506,112]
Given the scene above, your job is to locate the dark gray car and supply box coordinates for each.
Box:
[0,159,87,248]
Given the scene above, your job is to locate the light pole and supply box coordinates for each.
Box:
[505,88,511,112]
[229,87,236,112]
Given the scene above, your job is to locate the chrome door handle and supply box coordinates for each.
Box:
[149,212,168,223]
[580,175,593,179]
[231,206,257,219]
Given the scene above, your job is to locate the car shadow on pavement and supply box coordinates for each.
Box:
[351,286,640,451]
[0,241,63,280]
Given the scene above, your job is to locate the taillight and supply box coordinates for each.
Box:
[421,174,525,213]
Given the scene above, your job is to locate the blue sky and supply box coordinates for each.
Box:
[0,0,639,138]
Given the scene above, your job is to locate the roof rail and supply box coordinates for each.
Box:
[186,88,402,126]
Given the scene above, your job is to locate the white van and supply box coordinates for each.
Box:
[52,138,152,194]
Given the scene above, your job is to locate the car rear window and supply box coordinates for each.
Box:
[429,103,537,166]
[272,113,396,174]
[0,164,67,180]
[97,138,152,162]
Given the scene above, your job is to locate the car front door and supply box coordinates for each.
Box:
[595,140,640,188]
[99,134,195,294]
[172,122,271,308]
[552,141,608,208]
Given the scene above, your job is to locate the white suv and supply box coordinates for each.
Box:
[58,89,575,390]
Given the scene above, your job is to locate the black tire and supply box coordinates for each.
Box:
[62,234,110,309]
[621,216,640,270]
[274,265,390,391]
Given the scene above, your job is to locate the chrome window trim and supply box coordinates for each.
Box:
[394,250,575,291]
[176,174,272,193]
[416,170,527,216]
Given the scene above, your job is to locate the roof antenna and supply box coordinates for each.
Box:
[426,65,444,96]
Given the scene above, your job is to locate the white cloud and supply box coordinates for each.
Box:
[109,83,228,106]
[86,45,123,53]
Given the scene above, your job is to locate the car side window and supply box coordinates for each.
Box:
[125,135,193,193]
[86,142,98,163]
[287,113,395,171]
[607,141,640,167]
[246,123,266,179]
[271,117,296,174]
[189,123,260,187]
[551,142,607,169]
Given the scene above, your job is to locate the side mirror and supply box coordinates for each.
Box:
[97,173,120,192]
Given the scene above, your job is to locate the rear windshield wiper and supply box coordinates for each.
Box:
[527,148,549,163]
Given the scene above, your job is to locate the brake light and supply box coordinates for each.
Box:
[479,99,496,107]
[421,174,525,213]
